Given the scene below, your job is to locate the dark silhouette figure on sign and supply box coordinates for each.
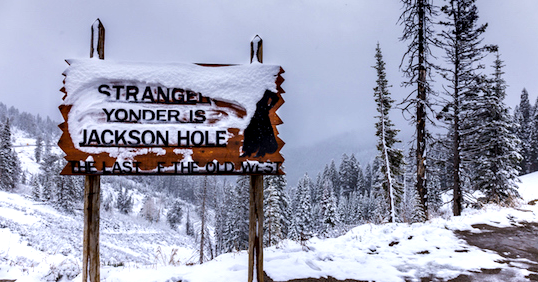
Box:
[241,90,279,157]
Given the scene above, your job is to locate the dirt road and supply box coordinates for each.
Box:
[453,222,538,281]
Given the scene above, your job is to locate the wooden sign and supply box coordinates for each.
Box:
[59,59,285,175]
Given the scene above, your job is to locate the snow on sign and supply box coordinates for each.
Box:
[58,59,285,175]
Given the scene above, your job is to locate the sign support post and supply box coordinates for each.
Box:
[82,19,104,282]
[248,35,265,282]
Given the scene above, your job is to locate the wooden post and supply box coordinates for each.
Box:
[248,35,264,282]
[83,19,104,282]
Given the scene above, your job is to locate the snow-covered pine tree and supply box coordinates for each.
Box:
[31,174,41,201]
[185,207,194,237]
[530,95,538,173]
[401,147,427,222]
[319,178,338,237]
[373,43,405,223]
[116,186,133,214]
[371,169,391,224]
[195,176,211,264]
[336,193,348,225]
[356,191,377,223]
[398,0,437,219]
[289,173,314,243]
[39,153,58,202]
[56,174,81,212]
[214,184,227,255]
[140,195,159,222]
[437,0,495,216]
[339,153,359,197]
[34,135,43,163]
[327,160,340,199]
[514,88,533,174]
[0,118,21,191]
[356,164,366,196]
[364,163,373,196]
[466,53,521,204]
[263,174,289,246]
[310,171,323,231]
[227,176,250,251]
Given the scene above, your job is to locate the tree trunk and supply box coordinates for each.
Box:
[416,0,428,218]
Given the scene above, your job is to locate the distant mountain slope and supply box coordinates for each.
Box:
[282,131,376,186]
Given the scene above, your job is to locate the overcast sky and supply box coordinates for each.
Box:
[1,0,538,180]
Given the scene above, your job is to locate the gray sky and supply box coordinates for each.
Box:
[1,0,538,182]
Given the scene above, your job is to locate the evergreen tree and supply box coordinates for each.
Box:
[339,153,359,197]
[530,95,538,172]
[427,139,450,215]
[398,0,437,219]
[39,153,58,202]
[116,186,133,214]
[185,207,194,237]
[0,118,21,191]
[140,195,159,222]
[263,174,289,246]
[327,160,340,198]
[514,88,533,174]
[356,164,366,195]
[401,147,427,222]
[34,135,43,163]
[319,178,338,237]
[467,53,521,204]
[357,191,377,223]
[56,174,81,212]
[227,176,250,250]
[214,184,227,255]
[289,173,313,243]
[31,174,41,201]
[437,0,495,216]
[364,163,373,196]
[373,43,405,223]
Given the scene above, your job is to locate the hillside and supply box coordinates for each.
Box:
[2,128,538,281]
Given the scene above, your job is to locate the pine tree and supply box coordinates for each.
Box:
[327,160,340,198]
[34,135,43,163]
[0,118,21,191]
[185,207,194,237]
[116,186,133,214]
[427,139,450,215]
[339,153,359,197]
[214,184,227,255]
[514,88,533,174]
[319,178,338,237]
[356,164,366,195]
[398,0,437,219]
[167,200,183,230]
[373,43,405,223]
[290,173,313,243]
[263,174,289,246]
[466,53,521,204]
[227,176,250,251]
[437,0,495,216]
[39,153,58,201]
[401,147,427,222]
[530,95,538,173]
[196,176,210,264]
[140,195,159,222]
[31,174,41,201]
[364,163,373,196]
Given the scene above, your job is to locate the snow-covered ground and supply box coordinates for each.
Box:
[3,131,538,281]
[4,185,538,282]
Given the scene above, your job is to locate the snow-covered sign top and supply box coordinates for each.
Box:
[59,59,285,175]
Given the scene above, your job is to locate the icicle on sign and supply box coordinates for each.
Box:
[58,60,285,175]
